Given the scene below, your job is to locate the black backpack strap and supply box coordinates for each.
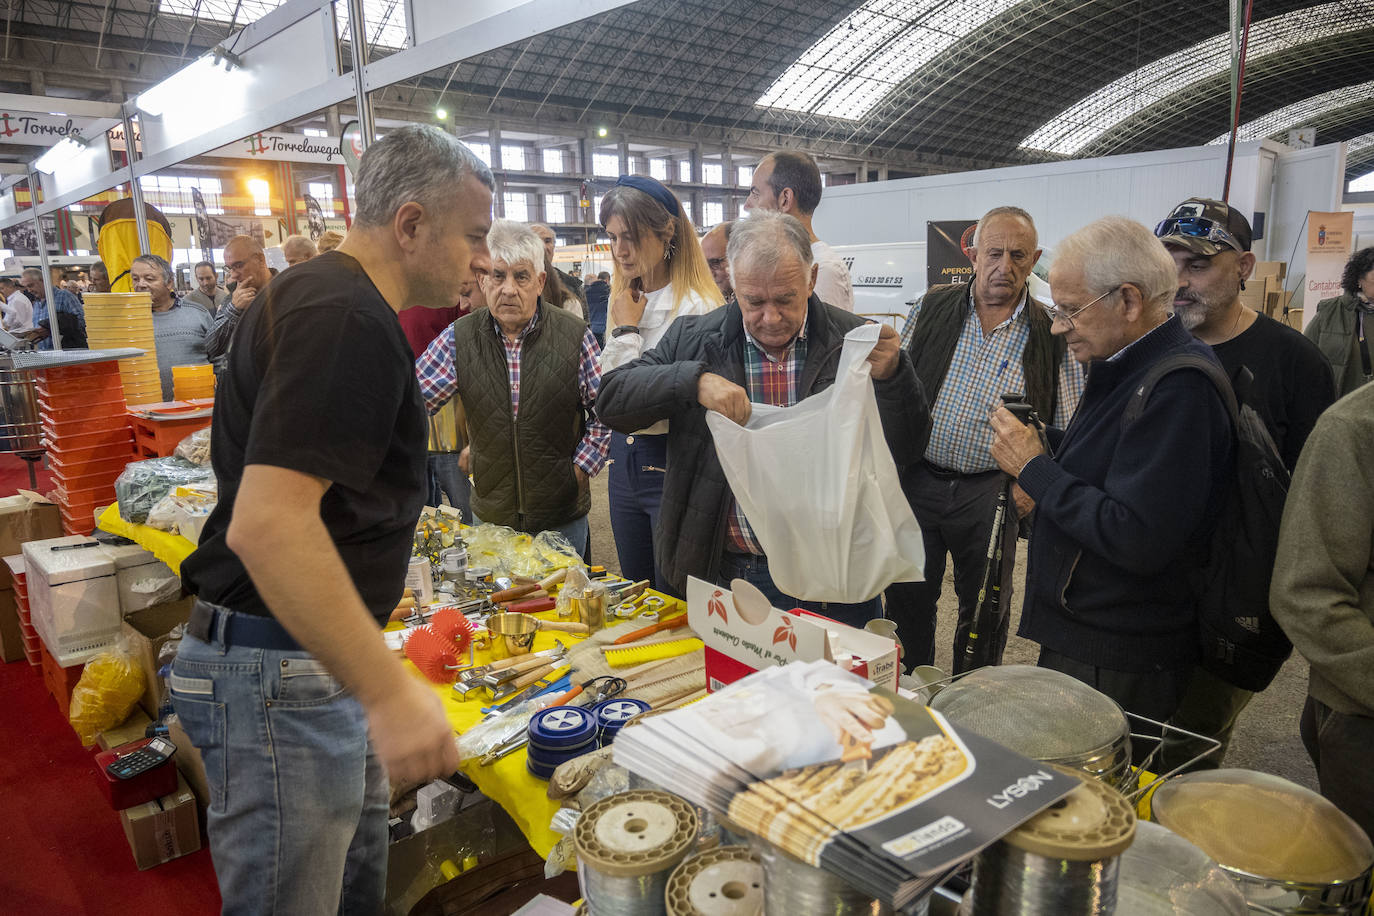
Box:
[1123,352,1239,430]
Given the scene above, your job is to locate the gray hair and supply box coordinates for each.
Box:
[1055,216,1177,313]
[353,125,495,228]
[281,234,317,259]
[486,219,545,274]
[21,267,41,281]
[972,206,1037,248]
[726,211,813,284]
[132,253,174,285]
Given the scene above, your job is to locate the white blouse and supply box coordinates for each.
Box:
[600,281,717,435]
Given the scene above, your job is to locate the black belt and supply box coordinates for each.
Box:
[187,599,303,652]
[924,463,999,479]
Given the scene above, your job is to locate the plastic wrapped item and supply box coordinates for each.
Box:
[68,648,146,745]
[116,457,215,524]
[460,523,588,581]
[545,833,577,878]
[173,426,212,466]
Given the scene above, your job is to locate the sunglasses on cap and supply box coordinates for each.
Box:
[1154,216,1242,252]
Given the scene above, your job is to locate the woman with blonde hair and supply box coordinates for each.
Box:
[598,175,722,593]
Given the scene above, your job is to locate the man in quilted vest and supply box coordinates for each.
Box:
[417,220,610,554]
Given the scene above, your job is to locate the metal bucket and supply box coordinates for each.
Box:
[0,369,42,452]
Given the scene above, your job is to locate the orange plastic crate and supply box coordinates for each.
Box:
[44,434,135,463]
[35,373,127,399]
[47,450,129,479]
[38,642,84,717]
[40,362,122,383]
[128,401,213,458]
[37,396,130,425]
[42,413,133,437]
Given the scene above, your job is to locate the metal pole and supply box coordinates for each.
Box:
[28,170,63,351]
[347,0,375,151]
[123,108,152,256]
[1222,0,1255,202]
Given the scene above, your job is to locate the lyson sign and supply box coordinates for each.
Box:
[0,111,90,145]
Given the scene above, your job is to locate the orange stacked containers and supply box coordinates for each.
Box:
[36,361,134,536]
[4,555,38,666]
[82,292,161,405]
[171,363,215,400]
[128,400,213,459]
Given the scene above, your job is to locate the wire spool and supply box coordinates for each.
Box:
[664,845,764,916]
[576,789,700,916]
[965,769,1136,916]
[930,666,1132,788]
[751,837,893,916]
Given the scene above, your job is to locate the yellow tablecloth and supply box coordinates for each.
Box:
[97,502,197,574]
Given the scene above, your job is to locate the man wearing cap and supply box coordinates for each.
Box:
[1154,198,1335,770]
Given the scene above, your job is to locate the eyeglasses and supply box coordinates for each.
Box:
[1042,285,1120,329]
[225,258,249,273]
[1154,216,1242,252]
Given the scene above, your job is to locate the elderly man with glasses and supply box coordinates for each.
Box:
[206,235,275,371]
[416,219,609,554]
[987,215,1235,737]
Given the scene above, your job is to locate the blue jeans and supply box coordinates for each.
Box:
[473,512,589,558]
[608,432,670,593]
[717,551,883,629]
[170,613,388,916]
[427,451,471,523]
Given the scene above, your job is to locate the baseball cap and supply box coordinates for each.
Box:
[1154,198,1252,256]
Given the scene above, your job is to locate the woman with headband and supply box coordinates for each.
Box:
[598,175,723,593]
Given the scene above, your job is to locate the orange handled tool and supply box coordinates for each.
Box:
[491,583,540,603]
[612,613,689,645]
[506,596,557,614]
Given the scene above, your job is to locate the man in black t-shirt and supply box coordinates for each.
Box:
[1154,198,1336,772]
[173,125,494,914]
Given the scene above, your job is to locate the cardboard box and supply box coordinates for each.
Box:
[0,586,20,663]
[0,493,61,559]
[97,707,154,752]
[686,576,899,693]
[164,714,210,810]
[121,597,194,717]
[119,772,201,870]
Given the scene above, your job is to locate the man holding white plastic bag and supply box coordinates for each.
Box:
[597,212,929,625]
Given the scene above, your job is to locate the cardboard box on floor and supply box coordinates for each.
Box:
[0,494,61,662]
[0,586,20,663]
[97,708,153,752]
[121,597,194,717]
[119,772,201,870]
[685,576,899,693]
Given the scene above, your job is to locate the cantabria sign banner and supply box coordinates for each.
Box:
[1303,210,1353,330]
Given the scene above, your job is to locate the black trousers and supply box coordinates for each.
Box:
[1302,696,1374,843]
[885,464,1013,672]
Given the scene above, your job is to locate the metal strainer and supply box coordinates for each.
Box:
[1115,821,1248,915]
[929,665,1131,787]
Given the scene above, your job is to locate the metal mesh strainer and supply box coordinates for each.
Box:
[930,665,1131,785]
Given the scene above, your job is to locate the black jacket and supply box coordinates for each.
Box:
[596,297,930,595]
[1016,317,1233,672]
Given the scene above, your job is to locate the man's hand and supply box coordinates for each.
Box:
[231,285,258,310]
[609,287,647,329]
[989,406,1046,477]
[867,324,902,380]
[1011,483,1035,518]
[365,675,460,791]
[457,446,471,475]
[698,372,751,425]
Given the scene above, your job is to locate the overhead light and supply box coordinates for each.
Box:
[436,108,448,120]
[33,136,90,175]
[136,44,243,118]
[597,127,608,138]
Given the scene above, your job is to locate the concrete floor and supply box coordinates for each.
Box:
[584,472,1318,790]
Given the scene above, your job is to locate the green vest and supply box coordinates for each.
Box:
[907,280,1065,423]
[451,302,590,532]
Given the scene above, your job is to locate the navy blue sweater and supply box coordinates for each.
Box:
[1016,316,1233,672]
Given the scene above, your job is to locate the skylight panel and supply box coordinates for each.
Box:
[1021,1,1374,155]
[158,0,409,49]
[757,0,1024,121]
[1207,80,1374,145]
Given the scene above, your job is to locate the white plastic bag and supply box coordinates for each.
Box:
[705,323,924,602]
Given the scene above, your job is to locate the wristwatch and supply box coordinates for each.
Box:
[611,325,640,338]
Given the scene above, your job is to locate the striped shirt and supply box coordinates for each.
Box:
[415,308,611,476]
[724,316,809,555]
[913,286,1085,473]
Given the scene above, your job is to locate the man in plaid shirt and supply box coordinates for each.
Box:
[417,220,609,555]
[597,212,929,625]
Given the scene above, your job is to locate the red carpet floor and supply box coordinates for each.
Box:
[0,453,220,913]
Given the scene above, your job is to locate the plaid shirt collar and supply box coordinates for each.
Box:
[967,281,1030,328]
[741,302,809,363]
[489,303,541,343]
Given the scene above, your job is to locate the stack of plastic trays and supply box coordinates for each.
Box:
[171,363,215,400]
[82,292,161,405]
[36,362,133,536]
[4,555,38,667]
